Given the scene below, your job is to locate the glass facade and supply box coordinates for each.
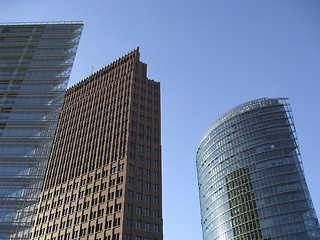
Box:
[196,98,320,240]
[0,22,83,239]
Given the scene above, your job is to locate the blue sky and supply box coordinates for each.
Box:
[2,1,320,239]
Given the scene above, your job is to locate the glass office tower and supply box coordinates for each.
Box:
[0,21,83,239]
[196,98,320,240]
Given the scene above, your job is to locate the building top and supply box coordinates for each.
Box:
[0,21,85,26]
[197,97,290,149]
[66,47,141,96]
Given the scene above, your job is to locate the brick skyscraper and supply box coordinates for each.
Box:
[31,48,163,240]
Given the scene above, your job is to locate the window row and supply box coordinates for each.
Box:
[125,219,160,232]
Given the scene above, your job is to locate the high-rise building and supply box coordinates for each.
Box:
[196,98,320,240]
[31,48,163,240]
[0,22,84,239]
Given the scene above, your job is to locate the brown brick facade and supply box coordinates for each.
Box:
[31,48,162,240]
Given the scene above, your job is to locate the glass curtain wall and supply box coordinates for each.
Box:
[197,98,320,240]
[0,22,83,239]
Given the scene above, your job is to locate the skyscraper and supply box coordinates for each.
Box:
[31,48,163,240]
[196,98,320,240]
[0,22,84,239]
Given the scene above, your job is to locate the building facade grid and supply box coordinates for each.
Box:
[197,98,320,240]
[0,22,83,239]
[31,48,163,240]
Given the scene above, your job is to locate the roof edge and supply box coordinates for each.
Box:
[0,21,85,26]
[197,97,290,150]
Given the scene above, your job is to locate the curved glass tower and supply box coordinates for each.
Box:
[196,98,320,240]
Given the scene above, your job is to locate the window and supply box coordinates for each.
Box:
[139,145,144,151]
[75,216,81,225]
[65,233,70,240]
[118,163,124,171]
[145,195,150,202]
[73,230,79,239]
[116,189,123,197]
[79,191,84,198]
[145,208,150,216]
[80,179,86,186]
[127,204,132,213]
[126,218,132,227]
[128,177,134,185]
[125,234,131,240]
[146,182,151,189]
[136,221,141,230]
[129,164,134,171]
[65,196,70,203]
[139,134,144,140]
[106,206,113,215]
[53,224,58,232]
[111,166,117,174]
[136,207,142,215]
[60,221,66,229]
[71,194,77,201]
[66,219,72,227]
[62,208,68,216]
[145,223,150,231]
[154,197,159,204]
[69,206,74,214]
[46,225,52,234]
[154,224,160,232]
[146,147,151,153]
[137,180,142,188]
[136,193,142,201]
[77,203,82,211]
[154,184,159,191]
[114,203,121,212]
[137,167,143,175]
[138,156,143,162]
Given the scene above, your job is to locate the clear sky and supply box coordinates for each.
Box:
[2,1,320,239]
